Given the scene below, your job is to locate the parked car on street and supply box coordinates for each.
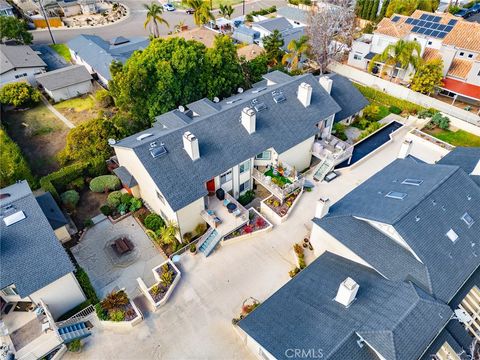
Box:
[454,8,473,18]
[185,8,195,14]
[162,2,175,11]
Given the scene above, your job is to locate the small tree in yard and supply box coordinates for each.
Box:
[411,59,444,95]
[431,112,450,130]
[308,0,356,74]
[0,16,33,44]
[0,83,41,108]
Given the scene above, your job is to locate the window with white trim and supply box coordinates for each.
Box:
[459,286,480,341]
[156,190,165,204]
[1,285,18,297]
[353,54,362,60]
[255,150,271,160]
[239,160,250,174]
[220,170,232,184]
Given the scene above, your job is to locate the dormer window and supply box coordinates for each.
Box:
[446,229,458,243]
[461,213,474,228]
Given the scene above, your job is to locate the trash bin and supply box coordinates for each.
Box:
[216,188,225,201]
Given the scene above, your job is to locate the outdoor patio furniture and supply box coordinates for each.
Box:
[113,238,134,255]
[216,188,225,200]
[223,199,230,207]
[233,208,242,217]
[227,202,237,213]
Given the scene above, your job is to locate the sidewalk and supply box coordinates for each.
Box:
[328,62,480,125]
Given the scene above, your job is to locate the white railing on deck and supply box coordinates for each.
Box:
[252,168,304,201]
[55,305,95,328]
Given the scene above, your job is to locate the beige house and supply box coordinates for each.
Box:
[0,181,88,360]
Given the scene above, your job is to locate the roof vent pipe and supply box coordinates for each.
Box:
[298,82,313,107]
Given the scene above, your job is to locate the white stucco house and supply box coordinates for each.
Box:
[0,181,89,360]
[0,44,46,86]
[348,10,480,103]
[35,64,93,102]
[110,71,367,256]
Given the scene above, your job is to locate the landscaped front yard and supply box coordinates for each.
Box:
[3,104,69,176]
[422,127,480,147]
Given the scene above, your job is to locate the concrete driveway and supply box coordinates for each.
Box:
[32,0,285,44]
[65,121,416,360]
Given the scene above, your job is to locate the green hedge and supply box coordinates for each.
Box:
[39,157,107,200]
[353,83,426,114]
[75,267,99,304]
[89,175,121,193]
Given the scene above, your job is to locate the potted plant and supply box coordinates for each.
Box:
[189,243,197,255]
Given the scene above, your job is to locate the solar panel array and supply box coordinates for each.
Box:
[402,14,457,39]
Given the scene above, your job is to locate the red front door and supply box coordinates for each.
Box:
[206,179,215,193]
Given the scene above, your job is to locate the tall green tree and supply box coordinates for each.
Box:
[370,0,380,20]
[282,35,309,71]
[378,0,390,19]
[219,3,234,18]
[411,58,444,94]
[386,0,418,17]
[263,30,285,65]
[240,54,268,87]
[0,83,41,108]
[0,17,33,44]
[143,2,169,38]
[369,39,422,80]
[182,0,214,26]
[204,35,245,98]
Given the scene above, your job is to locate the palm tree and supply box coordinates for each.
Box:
[182,0,214,26]
[146,220,179,247]
[219,3,234,19]
[174,20,186,33]
[369,39,422,81]
[144,2,169,38]
[282,35,309,71]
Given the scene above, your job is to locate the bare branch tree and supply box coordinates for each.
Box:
[307,0,356,74]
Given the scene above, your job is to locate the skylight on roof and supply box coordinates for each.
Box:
[272,91,286,103]
[3,211,26,226]
[446,229,458,243]
[385,191,407,200]
[402,179,423,186]
[461,213,474,228]
[137,133,153,141]
[150,145,168,159]
[254,102,267,112]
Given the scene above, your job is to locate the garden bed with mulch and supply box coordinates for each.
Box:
[148,263,178,303]
[224,209,270,240]
[263,188,302,217]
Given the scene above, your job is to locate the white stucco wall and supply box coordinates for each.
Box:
[310,223,372,269]
[54,225,71,243]
[176,197,205,238]
[1,67,46,86]
[45,81,92,102]
[29,273,86,319]
[277,136,315,172]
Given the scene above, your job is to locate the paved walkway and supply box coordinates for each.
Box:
[65,121,421,360]
[40,96,75,129]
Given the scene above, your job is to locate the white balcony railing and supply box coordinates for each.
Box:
[252,168,305,202]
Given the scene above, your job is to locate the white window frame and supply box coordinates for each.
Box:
[220,170,232,184]
[255,150,271,160]
[239,179,250,193]
[239,160,250,174]
[1,285,18,297]
[156,190,165,204]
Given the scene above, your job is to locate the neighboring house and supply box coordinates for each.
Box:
[276,6,309,27]
[232,25,260,45]
[0,0,14,16]
[35,64,93,102]
[251,16,306,51]
[35,191,71,242]
[348,10,480,103]
[57,0,97,16]
[111,72,367,245]
[239,152,480,360]
[0,181,88,360]
[67,34,149,87]
[167,28,217,48]
[0,44,46,85]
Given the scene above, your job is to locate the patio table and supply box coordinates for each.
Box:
[226,202,237,213]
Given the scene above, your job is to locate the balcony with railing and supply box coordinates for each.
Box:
[252,167,305,203]
[311,136,354,166]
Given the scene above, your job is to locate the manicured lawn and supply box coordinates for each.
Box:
[4,104,69,176]
[53,95,99,125]
[423,127,480,147]
[265,168,292,187]
[49,43,71,62]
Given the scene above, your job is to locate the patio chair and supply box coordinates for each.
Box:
[233,208,242,217]
[223,199,230,207]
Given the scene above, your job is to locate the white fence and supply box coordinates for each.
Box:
[329,62,480,125]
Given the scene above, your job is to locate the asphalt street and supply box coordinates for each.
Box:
[32,0,285,44]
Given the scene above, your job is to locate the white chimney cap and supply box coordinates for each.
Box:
[335,277,359,308]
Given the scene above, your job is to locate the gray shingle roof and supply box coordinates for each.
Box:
[262,70,293,84]
[327,73,369,122]
[36,192,68,230]
[438,147,480,175]
[0,181,74,297]
[0,44,46,75]
[279,26,306,51]
[67,34,149,81]
[253,16,292,33]
[276,7,309,24]
[35,64,92,91]
[114,73,341,211]
[238,252,452,360]
[314,158,480,303]
[113,166,138,188]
